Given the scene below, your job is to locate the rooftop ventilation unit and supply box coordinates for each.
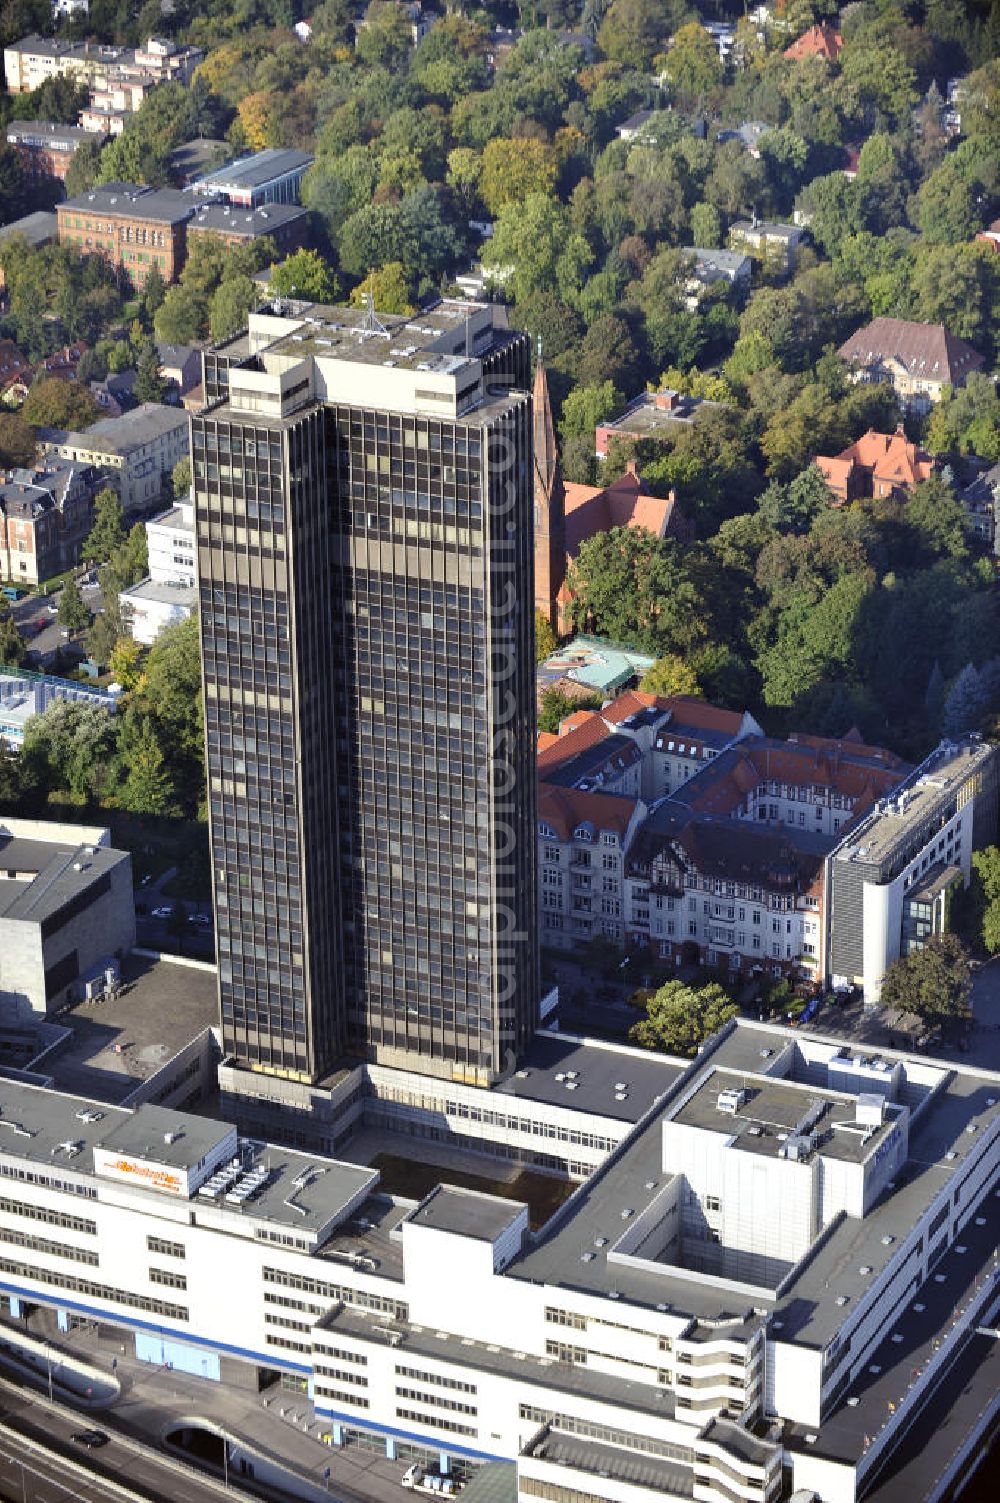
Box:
[716,1087,748,1115]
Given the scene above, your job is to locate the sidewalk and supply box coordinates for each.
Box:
[18,1307,410,1503]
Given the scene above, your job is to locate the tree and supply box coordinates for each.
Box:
[914,160,980,246]
[109,637,142,691]
[597,0,670,72]
[630,979,738,1058]
[970,847,1000,955]
[154,284,206,345]
[559,380,622,443]
[141,264,166,326]
[348,263,415,316]
[172,457,192,498]
[479,137,557,216]
[117,710,176,816]
[0,413,36,471]
[538,687,602,734]
[639,655,700,698]
[690,201,722,249]
[535,611,558,664]
[84,488,125,564]
[0,609,26,667]
[134,340,166,405]
[565,527,708,658]
[270,249,339,304]
[21,378,100,432]
[57,578,90,635]
[879,934,972,1028]
[483,193,592,306]
[208,275,257,343]
[663,22,723,105]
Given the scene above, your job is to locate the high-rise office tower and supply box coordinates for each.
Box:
[192,299,538,1086]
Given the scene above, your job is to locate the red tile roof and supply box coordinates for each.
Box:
[537,782,639,842]
[815,428,936,502]
[677,736,907,820]
[564,466,676,559]
[783,21,843,61]
[537,712,615,773]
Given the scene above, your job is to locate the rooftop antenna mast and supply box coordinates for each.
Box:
[362,276,388,338]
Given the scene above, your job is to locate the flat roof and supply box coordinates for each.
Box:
[832,738,995,872]
[61,184,194,225]
[0,834,127,926]
[669,1067,899,1165]
[524,1431,692,1498]
[0,1073,378,1237]
[120,578,196,607]
[408,1185,524,1243]
[316,1193,409,1282]
[496,1032,685,1126]
[41,951,218,1104]
[194,148,313,191]
[319,1302,678,1422]
[508,1022,1000,1343]
[188,202,306,237]
[784,1202,1000,1466]
[98,1099,232,1172]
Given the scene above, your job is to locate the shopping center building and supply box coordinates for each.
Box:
[0,1017,996,1503]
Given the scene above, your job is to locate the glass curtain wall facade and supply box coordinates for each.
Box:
[193,320,538,1086]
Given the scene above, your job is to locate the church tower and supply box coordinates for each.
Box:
[533,353,565,632]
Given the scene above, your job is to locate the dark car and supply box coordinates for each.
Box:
[72,1430,109,1449]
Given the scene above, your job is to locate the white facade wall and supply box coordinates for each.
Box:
[859,800,971,1003]
[147,502,195,586]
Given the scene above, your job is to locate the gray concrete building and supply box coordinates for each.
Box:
[193,297,538,1086]
[0,816,134,1020]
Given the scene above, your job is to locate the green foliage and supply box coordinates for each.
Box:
[927,375,1000,462]
[0,608,26,668]
[565,527,708,659]
[134,340,167,405]
[0,413,36,471]
[538,687,602,734]
[560,381,621,444]
[21,378,100,432]
[172,457,192,499]
[84,488,126,565]
[535,612,558,664]
[630,979,738,1057]
[155,235,274,344]
[880,934,972,1027]
[20,699,118,804]
[639,655,700,698]
[970,848,1000,955]
[57,577,91,635]
[348,263,415,315]
[270,249,340,304]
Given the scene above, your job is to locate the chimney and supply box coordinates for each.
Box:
[654,388,680,411]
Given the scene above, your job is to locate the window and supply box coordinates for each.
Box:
[149,1267,187,1290]
[546,1339,587,1364]
[146,1236,185,1259]
[546,1307,587,1331]
[705,1196,721,1213]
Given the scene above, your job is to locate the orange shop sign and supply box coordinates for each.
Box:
[108,1156,184,1195]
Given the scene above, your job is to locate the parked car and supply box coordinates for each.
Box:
[72,1430,109,1449]
[151,905,174,920]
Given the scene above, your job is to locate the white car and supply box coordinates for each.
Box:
[151,906,174,920]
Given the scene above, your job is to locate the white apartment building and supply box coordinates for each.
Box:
[2,33,202,95]
[2,1020,998,1503]
[119,496,196,645]
[826,735,999,1004]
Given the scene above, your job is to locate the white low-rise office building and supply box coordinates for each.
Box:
[0,1019,997,1503]
[119,496,196,645]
